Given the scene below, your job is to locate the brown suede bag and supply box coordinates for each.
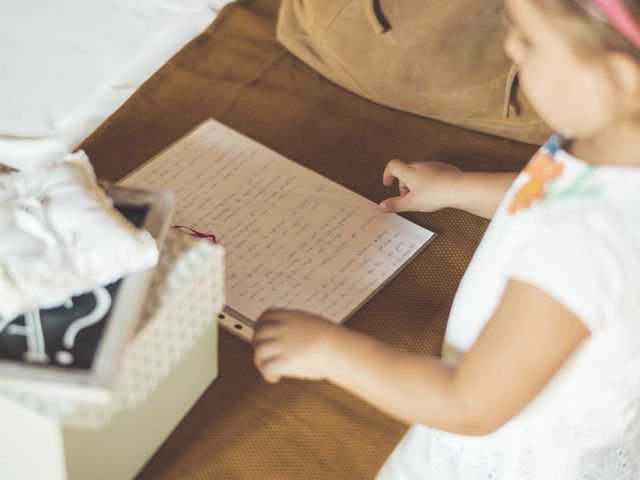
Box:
[277,0,550,145]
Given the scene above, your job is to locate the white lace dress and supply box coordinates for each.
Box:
[376,137,640,479]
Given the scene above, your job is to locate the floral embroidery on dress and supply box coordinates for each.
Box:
[510,135,604,214]
[509,148,564,214]
[543,165,603,203]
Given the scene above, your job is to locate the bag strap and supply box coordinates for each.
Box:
[363,0,390,34]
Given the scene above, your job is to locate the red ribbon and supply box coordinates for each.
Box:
[171,225,218,244]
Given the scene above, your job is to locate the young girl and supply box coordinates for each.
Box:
[253,0,640,477]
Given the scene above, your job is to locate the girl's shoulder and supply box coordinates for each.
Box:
[500,138,640,333]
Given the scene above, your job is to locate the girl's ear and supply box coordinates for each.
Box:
[605,52,640,109]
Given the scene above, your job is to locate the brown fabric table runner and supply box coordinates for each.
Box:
[79,0,537,478]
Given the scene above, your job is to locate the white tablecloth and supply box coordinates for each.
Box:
[0,0,233,169]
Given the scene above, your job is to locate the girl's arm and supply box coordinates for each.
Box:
[379,160,518,219]
[448,171,519,219]
[253,280,588,435]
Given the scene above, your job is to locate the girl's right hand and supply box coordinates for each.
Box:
[379,160,462,213]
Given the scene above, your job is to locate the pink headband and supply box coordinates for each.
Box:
[580,0,640,49]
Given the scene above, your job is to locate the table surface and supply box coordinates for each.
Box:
[80,1,537,478]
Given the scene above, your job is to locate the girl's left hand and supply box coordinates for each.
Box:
[252,309,340,384]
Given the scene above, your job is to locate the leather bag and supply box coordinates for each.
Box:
[277,0,550,144]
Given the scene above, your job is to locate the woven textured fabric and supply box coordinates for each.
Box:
[79,0,538,478]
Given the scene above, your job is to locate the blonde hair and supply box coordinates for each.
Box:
[532,0,640,61]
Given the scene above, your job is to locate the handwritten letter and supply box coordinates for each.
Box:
[121,120,434,323]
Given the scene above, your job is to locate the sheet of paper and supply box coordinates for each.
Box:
[121,120,434,323]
